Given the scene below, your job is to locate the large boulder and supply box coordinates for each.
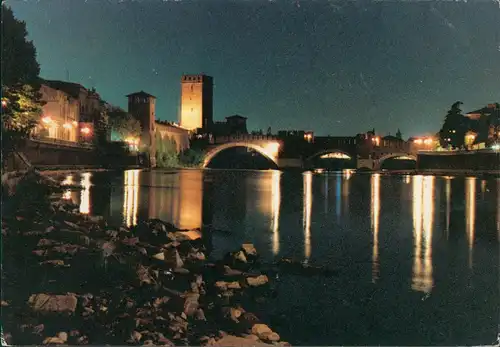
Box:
[28,294,77,314]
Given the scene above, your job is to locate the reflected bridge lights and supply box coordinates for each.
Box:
[411,175,435,294]
[303,171,313,260]
[271,171,282,255]
[371,173,380,283]
[465,177,476,269]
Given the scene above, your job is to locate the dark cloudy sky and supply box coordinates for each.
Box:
[7,0,500,137]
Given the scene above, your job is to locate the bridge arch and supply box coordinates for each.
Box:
[202,142,280,168]
[377,153,417,169]
[306,149,354,162]
[378,153,417,163]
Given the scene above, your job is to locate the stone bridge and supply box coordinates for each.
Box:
[202,135,282,168]
[202,135,416,170]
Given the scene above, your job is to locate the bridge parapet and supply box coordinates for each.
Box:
[210,134,278,144]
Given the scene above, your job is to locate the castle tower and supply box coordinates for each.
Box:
[126,91,157,166]
[180,74,213,132]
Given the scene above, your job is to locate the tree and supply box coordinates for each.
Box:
[179,148,205,167]
[155,132,179,168]
[1,4,44,160]
[439,101,467,149]
[1,4,40,86]
[108,108,141,140]
[396,129,402,140]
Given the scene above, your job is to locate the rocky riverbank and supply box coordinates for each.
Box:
[2,188,291,346]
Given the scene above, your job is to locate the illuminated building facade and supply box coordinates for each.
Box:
[36,84,79,142]
[36,80,109,144]
[180,74,214,132]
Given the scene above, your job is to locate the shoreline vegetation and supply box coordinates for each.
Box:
[1,172,336,346]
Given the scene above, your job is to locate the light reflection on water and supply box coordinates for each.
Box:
[303,171,313,260]
[371,173,380,283]
[466,177,476,269]
[56,169,499,345]
[411,175,435,293]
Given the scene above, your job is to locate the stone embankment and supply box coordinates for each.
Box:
[2,195,291,346]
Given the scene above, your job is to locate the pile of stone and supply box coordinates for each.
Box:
[2,198,290,346]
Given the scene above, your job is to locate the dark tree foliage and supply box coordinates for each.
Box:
[1,4,40,85]
[1,4,44,161]
[108,108,141,140]
[439,101,468,149]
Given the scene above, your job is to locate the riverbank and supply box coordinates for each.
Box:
[1,178,293,346]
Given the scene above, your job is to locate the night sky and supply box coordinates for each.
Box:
[7,0,500,137]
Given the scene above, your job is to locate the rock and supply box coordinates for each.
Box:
[57,332,68,342]
[122,237,139,246]
[157,333,174,346]
[39,260,68,267]
[215,281,241,291]
[1,300,9,307]
[222,307,242,322]
[87,215,103,223]
[33,249,48,257]
[246,275,269,287]
[195,308,207,321]
[215,335,270,346]
[273,342,291,347]
[42,336,66,344]
[239,313,261,330]
[137,265,154,286]
[234,251,247,263]
[183,293,200,317]
[37,238,55,247]
[173,267,190,275]
[244,334,260,341]
[53,244,80,256]
[154,249,184,268]
[261,332,280,342]
[131,331,142,343]
[241,243,257,257]
[223,266,243,277]
[251,324,273,339]
[168,230,202,241]
[189,251,206,261]
[28,294,77,314]
[63,220,79,229]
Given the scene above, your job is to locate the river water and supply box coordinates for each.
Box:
[56,169,499,345]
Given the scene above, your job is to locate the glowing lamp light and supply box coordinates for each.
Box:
[1,100,7,108]
[42,116,52,124]
[63,123,72,129]
[81,127,91,135]
[414,139,423,144]
[424,138,433,145]
[72,121,78,126]
[492,144,500,151]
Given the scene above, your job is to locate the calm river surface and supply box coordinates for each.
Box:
[56,169,499,345]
